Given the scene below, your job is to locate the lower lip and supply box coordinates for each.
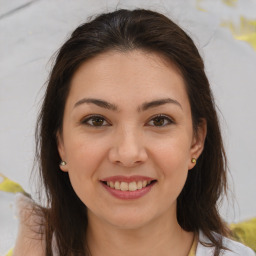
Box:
[101,182,156,200]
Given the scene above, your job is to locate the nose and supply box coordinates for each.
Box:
[108,126,148,168]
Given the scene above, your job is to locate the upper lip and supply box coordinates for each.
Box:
[100,175,156,183]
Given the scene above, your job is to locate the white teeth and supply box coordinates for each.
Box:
[137,181,142,189]
[114,181,120,190]
[110,181,114,188]
[128,181,137,191]
[105,180,154,191]
[120,182,129,191]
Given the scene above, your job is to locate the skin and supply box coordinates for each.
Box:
[57,50,206,256]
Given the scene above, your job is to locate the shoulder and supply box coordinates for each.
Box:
[221,236,255,256]
[196,230,255,256]
[12,193,46,256]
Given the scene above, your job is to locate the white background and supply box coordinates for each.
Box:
[0,0,256,254]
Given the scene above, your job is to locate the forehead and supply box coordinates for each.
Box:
[67,50,190,112]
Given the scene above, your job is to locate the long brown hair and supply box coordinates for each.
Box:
[35,9,229,256]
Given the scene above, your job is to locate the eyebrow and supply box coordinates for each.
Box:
[74,98,118,111]
[73,97,182,112]
[139,98,182,112]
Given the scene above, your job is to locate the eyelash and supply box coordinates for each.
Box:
[81,114,174,128]
[81,115,110,128]
[147,114,174,127]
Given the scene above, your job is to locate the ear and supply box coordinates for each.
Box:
[188,119,207,170]
[56,131,68,172]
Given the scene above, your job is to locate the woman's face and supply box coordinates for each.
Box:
[57,50,206,229]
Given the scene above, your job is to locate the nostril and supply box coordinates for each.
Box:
[108,145,148,167]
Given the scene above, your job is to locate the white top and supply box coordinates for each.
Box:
[13,193,255,256]
[196,230,255,256]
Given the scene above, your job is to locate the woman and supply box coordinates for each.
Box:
[13,9,254,256]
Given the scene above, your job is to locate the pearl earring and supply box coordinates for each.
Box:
[191,158,196,164]
[60,161,67,166]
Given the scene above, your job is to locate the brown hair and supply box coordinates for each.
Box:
[35,8,229,256]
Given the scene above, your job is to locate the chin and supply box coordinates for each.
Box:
[105,212,153,230]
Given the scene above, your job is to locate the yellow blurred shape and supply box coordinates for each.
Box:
[235,33,256,51]
[0,174,28,256]
[221,16,256,51]
[196,0,208,12]
[0,173,26,194]
[230,218,256,252]
[5,248,13,256]
[197,0,237,12]
[222,0,237,7]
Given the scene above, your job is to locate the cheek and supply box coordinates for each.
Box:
[65,134,107,170]
[158,147,190,187]
[152,136,191,193]
[152,134,191,172]
[159,157,189,205]
[64,138,107,207]
[63,135,109,198]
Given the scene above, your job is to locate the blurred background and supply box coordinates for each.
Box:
[0,0,256,254]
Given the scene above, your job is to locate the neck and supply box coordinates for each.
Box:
[86,208,194,256]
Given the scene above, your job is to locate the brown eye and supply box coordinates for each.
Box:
[148,115,173,127]
[82,115,109,127]
[153,117,165,126]
[92,117,104,126]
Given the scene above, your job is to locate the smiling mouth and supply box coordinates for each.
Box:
[101,180,157,191]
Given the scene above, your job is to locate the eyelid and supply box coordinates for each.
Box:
[146,114,175,127]
[80,114,174,128]
[81,114,111,127]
